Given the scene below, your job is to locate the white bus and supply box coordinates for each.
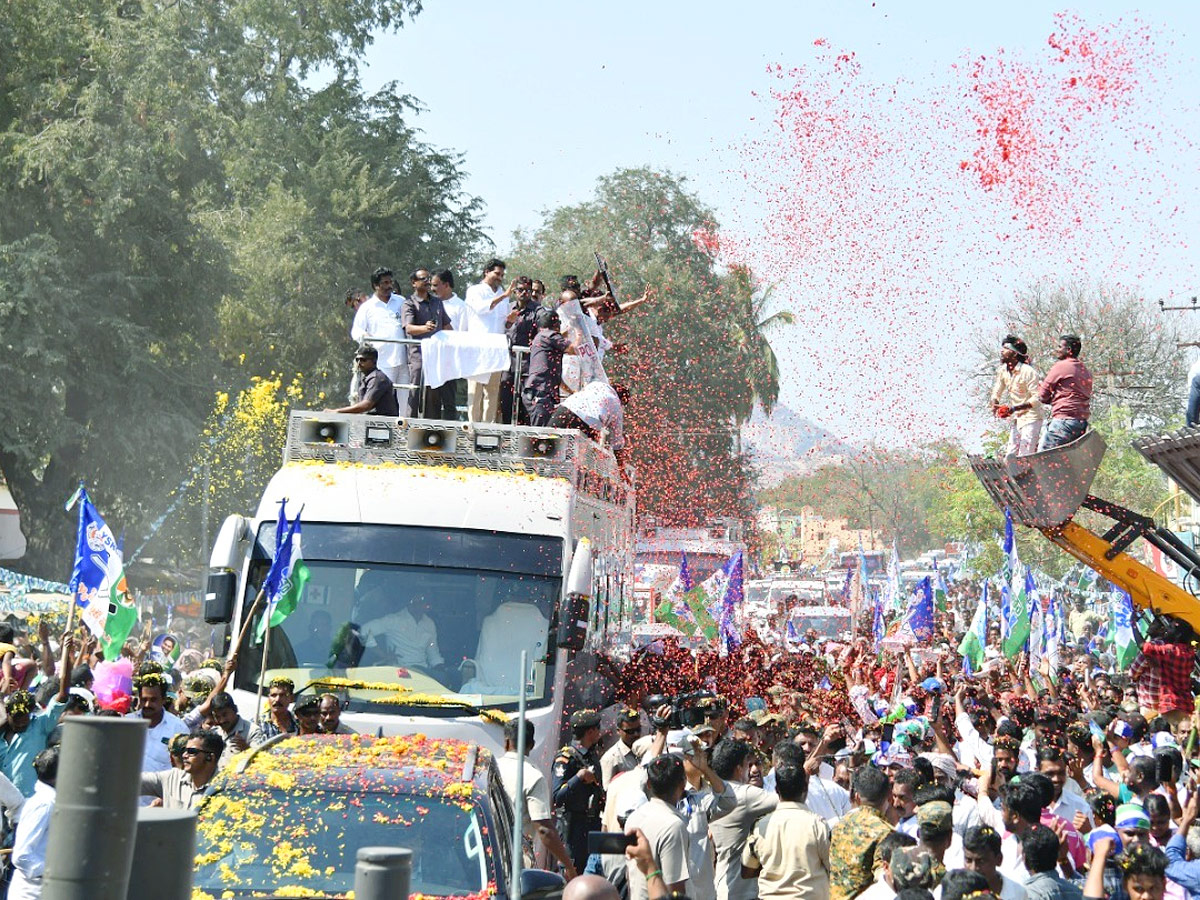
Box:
[204,410,635,775]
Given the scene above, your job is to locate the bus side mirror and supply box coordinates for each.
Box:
[558,538,594,651]
[556,592,590,652]
[205,572,237,624]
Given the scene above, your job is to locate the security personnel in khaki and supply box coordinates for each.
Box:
[599,708,643,789]
[552,708,605,871]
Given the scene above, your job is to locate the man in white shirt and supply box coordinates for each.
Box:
[464,258,513,423]
[549,381,629,465]
[361,594,444,672]
[9,746,56,900]
[128,673,189,781]
[962,824,1029,900]
[351,266,409,407]
[989,335,1044,457]
[495,719,577,878]
[1037,748,1090,827]
[432,270,470,331]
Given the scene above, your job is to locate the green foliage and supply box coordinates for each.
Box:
[760,405,1171,581]
[0,0,484,576]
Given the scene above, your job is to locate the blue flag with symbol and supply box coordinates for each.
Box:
[719,552,744,654]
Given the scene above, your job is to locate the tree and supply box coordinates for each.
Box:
[0,0,485,576]
[507,168,767,528]
[970,280,1196,430]
[758,443,961,558]
[723,265,795,425]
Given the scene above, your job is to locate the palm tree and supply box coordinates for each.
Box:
[725,264,796,431]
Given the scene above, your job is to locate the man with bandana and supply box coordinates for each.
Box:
[989,334,1044,457]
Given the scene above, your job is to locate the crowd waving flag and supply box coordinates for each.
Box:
[255,500,310,642]
[68,486,138,659]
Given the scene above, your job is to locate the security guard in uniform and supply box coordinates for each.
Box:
[552,708,606,872]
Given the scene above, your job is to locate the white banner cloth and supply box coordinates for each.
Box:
[419,331,509,389]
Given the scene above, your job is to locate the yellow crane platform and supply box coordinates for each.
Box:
[968,430,1200,634]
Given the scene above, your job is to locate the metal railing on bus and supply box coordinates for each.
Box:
[361,335,533,423]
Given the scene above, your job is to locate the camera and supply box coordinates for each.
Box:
[642,690,722,730]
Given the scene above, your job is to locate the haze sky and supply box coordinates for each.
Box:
[361,2,1200,447]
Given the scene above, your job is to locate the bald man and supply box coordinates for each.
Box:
[563,875,619,900]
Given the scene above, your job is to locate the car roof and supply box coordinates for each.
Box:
[214,733,496,796]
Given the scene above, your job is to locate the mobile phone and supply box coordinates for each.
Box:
[881,723,895,745]
[588,832,636,855]
[1089,720,1106,741]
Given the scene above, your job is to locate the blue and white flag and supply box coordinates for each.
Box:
[1044,590,1062,673]
[895,576,935,644]
[999,508,1016,647]
[719,552,744,654]
[1113,588,1138,670]
[255,500,309,642]
[69,488,138,659]
[885,542,902,614]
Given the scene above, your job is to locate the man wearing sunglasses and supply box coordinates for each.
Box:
[140,730,226,810]
[601,708,644,789]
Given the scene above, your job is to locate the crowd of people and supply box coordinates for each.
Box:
[330,259,651,461]
[0,618,358,899]
[527,594,1200,900]
[989,334,1095,457]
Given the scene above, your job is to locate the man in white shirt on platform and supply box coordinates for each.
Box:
[352,266,409,408]
[464,258,513,423]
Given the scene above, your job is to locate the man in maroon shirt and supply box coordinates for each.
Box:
[1037,334,1093,450]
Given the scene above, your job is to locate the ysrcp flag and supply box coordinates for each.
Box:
[68,488,138,659]
[1113,588,1139,670]
[897,576,935,644]
[256,502,310,642]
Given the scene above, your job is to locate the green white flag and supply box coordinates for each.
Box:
[1003,564,1033,659]
[958,581,989,673]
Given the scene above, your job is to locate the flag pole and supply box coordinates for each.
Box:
[255,610,274,726]
[233,588,267,657]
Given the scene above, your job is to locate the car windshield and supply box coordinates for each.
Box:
[234,523,563,710]
[194,788,492,898]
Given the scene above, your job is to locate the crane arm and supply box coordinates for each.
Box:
[1042,520,1200,635]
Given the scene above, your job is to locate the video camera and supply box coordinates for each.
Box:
[641,690,724,730]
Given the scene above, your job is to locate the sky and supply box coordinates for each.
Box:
[361,1,1200,447]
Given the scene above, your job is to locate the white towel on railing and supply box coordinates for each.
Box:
[420,331,510,389]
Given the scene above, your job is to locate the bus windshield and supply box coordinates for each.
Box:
[234,523,563,711]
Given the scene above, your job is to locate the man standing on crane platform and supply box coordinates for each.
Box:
[1037,334,1093,451]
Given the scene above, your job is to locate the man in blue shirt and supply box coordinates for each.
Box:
[1166,787,1200,898]
[0,633,73,796]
